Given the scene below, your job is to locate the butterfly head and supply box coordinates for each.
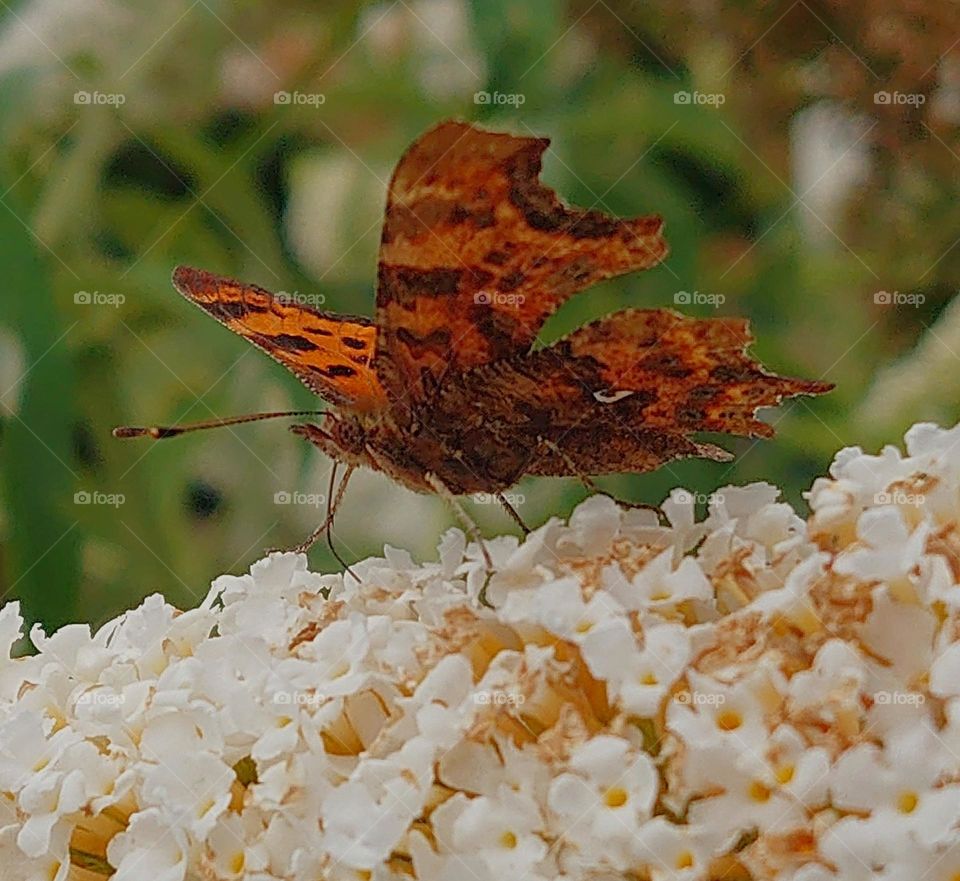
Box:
[290,413,368,463]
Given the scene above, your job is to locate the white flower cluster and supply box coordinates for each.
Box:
[5,421,960,880]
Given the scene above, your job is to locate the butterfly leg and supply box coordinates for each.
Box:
[496,492,530,534]
[535,437,667,524]
[289,463,355,559]
[425,473,496,607]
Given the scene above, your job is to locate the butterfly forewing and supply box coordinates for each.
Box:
[373,120,668,405]
[172,266,387,410]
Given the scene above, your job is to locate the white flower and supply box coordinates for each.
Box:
[108,808,191,881]
[831,726,960,847]
[449,787,548,878]
[582,618,691,717]
[548,736,657,869]
[4,420,960,880]
[634,817,724,880]
[606,548,713,611]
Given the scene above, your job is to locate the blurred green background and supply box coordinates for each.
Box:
[0,0,956,629]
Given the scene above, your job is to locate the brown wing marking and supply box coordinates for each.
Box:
[374,121,668,403]
[431,308,832,476]
[172,266,387,411]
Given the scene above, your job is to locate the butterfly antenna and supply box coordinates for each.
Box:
[113,410,325,440]
[325,464,358,581]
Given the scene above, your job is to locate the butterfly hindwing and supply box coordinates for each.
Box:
[431,308,832,476]
[172,266,387,410]
[373,121,668,404]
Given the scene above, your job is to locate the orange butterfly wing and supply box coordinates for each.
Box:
[374,120,668,404]
[171,267,387,411]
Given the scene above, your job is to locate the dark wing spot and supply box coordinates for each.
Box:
[267,334,320,352]
[640,352,693,378]
[379,265,463,303]
[206,300,265,321]
[325,364,357,378]
[498,270,526,292]
[483,249,510,266]
[711,364,759,383]
[342,336,367,350]
[396,326,453,358]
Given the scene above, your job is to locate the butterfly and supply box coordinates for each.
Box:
[116,120,832,567]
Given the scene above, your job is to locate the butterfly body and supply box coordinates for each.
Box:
[142,120,830,545]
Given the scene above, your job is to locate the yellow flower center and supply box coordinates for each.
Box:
[575,620,593,634]
[640,672,659,685]
[775,764,795,785]
[749,780,771,803]
[897,791,919,814]
[500,831,518,849]
[675,850,695,869]
[230,852,245,874]
[715,709,742,731]
[604,787,629,808]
